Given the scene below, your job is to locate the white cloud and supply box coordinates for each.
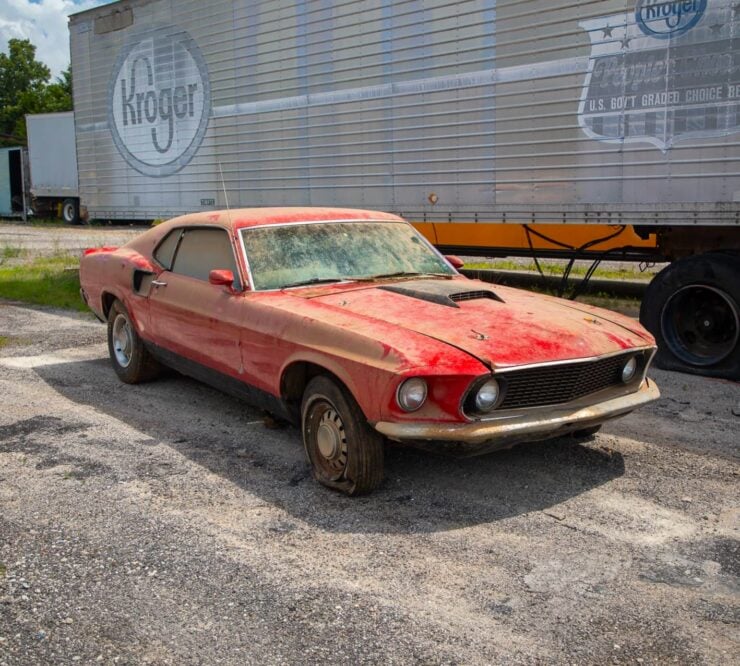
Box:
[0,0,110,78]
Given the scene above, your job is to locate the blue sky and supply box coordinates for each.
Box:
[1,0,113,76]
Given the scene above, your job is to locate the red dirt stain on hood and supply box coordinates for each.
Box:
[308,279,652,368]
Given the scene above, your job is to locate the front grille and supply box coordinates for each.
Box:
[496,352,644,410]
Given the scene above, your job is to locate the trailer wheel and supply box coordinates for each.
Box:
[640,253,740,380]
[62,198,80,224]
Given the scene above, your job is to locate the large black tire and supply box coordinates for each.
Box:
[107,300,162,384]
[640,253,740,380]
[62,198,81,225]
[301,376,384,495]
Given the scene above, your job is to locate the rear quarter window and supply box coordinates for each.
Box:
[153,229,182,270]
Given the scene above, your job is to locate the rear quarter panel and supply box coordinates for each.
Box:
[79,248,154,333]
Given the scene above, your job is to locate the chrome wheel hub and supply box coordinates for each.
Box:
[112,314,133,368]
[315,408,348,475]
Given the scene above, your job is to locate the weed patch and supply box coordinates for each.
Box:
[0,254,85,311]
[464,259,654,281]
[1,245,25,259]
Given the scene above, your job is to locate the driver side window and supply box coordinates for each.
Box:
[171,227,242,290]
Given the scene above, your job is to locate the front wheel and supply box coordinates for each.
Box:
[107,300,161,384]
[301,376,384,495]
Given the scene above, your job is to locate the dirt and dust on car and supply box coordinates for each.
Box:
[77,208,662,495]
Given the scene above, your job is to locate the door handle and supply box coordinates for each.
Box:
[152,280,168,287]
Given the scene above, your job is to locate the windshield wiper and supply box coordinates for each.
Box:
[361,271,453,280]
[280,272,452,288]
[280,277,347,289]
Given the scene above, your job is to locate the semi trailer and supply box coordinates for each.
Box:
[67,0,740,379]
[25,112,81,224]
[1,113,80,222]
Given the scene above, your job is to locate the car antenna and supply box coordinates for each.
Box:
[218,161,233,224]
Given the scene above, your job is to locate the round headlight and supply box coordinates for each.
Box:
[621,356,638,383]
[475,378,501,412]
[397,377,428,412]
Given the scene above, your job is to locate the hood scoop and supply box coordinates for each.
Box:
[449,290,503,304]
[379,281,504,309]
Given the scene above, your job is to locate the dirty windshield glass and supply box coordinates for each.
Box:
[241,221,454,290]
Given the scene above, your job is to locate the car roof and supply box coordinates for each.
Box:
[159,207,405,232]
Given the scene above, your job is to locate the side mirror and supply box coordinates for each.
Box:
[445,255,465,270]
[209,269,235,289]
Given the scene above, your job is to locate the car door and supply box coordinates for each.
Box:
[148,226,245,378]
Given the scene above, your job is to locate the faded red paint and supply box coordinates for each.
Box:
[83,246,118,256]
[79,208,657,428]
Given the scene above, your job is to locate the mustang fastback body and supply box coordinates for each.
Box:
[80,207,659,494]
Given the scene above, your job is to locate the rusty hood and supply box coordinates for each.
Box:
[303,278,653,369]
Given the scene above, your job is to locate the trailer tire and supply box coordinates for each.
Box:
[640,253,740,380]
[62,198,80,224]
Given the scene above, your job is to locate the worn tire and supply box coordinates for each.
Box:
[107,300,161,384]
[640,253,740,380]
[301,375,384,495]
[62,198,80,224]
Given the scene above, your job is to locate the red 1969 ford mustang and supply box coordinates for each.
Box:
[80,208,659,495]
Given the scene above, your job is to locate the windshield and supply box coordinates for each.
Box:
[241,221,455,290]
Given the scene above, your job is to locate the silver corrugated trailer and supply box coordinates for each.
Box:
[69,0,740,378]
[26,112,81,223]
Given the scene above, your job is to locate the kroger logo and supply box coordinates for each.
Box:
[635,0,707,38]
[108,27,210,177]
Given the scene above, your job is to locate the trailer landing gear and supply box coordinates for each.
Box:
[640,253,740,381]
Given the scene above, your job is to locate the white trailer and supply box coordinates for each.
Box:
[25,112,81,223]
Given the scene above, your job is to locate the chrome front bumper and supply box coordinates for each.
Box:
[374,379,660,455]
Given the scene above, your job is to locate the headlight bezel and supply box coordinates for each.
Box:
[474,378,502,412]
[621,355,639,384]
[396,377,428,412]
[463,375,507,417]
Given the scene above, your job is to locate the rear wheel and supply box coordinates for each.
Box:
[640,253,740,380]
[301,376,384,495]
[62,198,80,224]
[107,300,161,384]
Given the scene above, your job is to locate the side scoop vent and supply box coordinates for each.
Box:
[450,290,504,304]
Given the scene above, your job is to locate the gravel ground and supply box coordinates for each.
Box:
[0,301,737,665]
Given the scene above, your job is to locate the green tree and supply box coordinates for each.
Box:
[43,65,73,112]
[0,39,73,146]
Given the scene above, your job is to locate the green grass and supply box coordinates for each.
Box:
[0,335,10,348]
[2,245,25,259]
[0,253,86,311]
[463,258,654,281]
